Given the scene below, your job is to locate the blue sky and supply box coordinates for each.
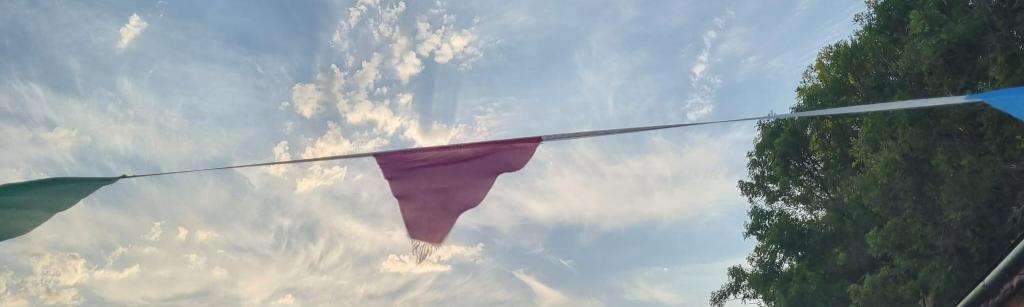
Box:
[0,1,864,305]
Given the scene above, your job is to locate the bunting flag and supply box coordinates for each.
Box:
[0,177,120,241]
[374,137,542,261]
[0,87,1021,259]
[968,87,1024,120]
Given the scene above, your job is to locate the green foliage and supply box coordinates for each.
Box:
[711,0,1024,306]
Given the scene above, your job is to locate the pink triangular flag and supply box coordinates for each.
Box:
[374,137,541,260]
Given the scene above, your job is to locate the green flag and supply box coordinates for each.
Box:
[0,177,120,242]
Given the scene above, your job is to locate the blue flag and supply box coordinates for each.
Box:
[971,87,1024,120]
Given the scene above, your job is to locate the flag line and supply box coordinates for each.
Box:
[122,94,979,179]
[2,87,1021,252]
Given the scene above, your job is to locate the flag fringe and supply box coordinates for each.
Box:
[411,239,440,264]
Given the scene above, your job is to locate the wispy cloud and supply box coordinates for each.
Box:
[473,128,751,236]
[513,269,602,307]
[616,258,748,306]
[684,9,734,120]
[40,127,87,149]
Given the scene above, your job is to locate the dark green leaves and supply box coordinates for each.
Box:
[712,0,1024,305]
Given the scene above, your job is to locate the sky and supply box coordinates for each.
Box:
[0,1,865,306]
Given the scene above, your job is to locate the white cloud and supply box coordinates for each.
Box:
[617,259,747,306]
[513,270,602,307]
[185,253,206,269]
[396,93,413,106]
[6,200,519,306]
[620,272,685,305]
[379,255,452,274]
[194,230,218,242]
[342,98,407,136]
[513,270,570,307]
[428,243,484,262]
[300,122,386,159]
[400,120,462,146]
[546,255,576,272]
[117,14,148,50]
[370,1,407,43]
[40,127,86,149]
[352,53,382,94]
[286,121,386,192]
[684,10,735,120]
[176,226,189,241]
[717,26,752,59]
[292,83,324,118]
[346,0,379,28]
[691,31,714,78]
[475,129,750,234]
[272,293,296,305]
[269,141,292,176]
[295,164,347,193]
[0,4,514,303]
[415,19,481,65]
[92,265,140,281]
[288,121,387,192]
[295,0,488,181]
[0,76,248,180]
[23,253,89,305]
[0,270,11,296]
[379,243,484,274]
[391,36,424,83]
[211,266,228,279]
[0,269,27,307]
[144,221,164,242]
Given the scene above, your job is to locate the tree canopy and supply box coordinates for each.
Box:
[712,0,1024,306]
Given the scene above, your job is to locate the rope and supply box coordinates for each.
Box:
[122,94,979,179]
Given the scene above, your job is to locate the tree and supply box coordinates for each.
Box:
[711,0,1024,306]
